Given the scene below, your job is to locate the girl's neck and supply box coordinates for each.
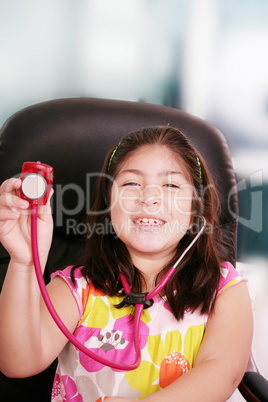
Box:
[129,251,175,293]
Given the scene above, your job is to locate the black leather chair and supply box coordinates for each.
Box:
[0,98,267,401]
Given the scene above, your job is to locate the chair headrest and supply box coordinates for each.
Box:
[0,98,238,266]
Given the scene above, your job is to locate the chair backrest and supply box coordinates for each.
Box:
[0,97,238,285]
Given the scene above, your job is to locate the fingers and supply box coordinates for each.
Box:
[0,178,29,207]
[0,178,21,195]
[0,178,30,221]
[0,178,54,221]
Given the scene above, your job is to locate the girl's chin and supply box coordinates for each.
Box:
[126,238,172,255]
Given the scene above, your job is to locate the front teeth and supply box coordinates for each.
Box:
[135,218,164,225]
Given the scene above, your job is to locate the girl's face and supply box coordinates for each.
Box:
[110,145,195,268]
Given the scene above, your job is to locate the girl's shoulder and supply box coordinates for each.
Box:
[51,265,87,288]
[217,261,245,297]
[51,266,102,320]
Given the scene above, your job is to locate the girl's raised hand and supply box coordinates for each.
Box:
[0,177,53,269]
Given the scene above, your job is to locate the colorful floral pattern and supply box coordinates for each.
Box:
[51,262,244,401]
[159,351,190,388]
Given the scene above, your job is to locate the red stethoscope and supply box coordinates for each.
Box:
[20,162,206,371]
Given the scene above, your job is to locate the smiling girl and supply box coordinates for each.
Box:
[0,126,252,401]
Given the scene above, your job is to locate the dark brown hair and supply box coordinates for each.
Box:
[72,126,223,320]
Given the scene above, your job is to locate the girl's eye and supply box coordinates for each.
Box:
[164,183,180,188]
[122,182,140,187]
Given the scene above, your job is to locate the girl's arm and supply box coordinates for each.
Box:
[0,271,80,378]
[0,178,80,377]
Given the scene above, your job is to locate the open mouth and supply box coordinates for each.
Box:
[133,217,165,226]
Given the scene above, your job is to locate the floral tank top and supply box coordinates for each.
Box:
[51,262,244,401]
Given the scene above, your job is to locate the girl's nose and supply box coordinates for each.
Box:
[139,185,161,207]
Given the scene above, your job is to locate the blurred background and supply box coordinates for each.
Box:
[1,0,267,261]
[0,0,267,392]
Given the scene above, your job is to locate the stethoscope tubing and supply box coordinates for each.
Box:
[31,204,142,370]
[31,203,206,371]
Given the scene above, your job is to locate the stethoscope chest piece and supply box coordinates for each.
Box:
[21,173,47,201]
[19,161,53,205]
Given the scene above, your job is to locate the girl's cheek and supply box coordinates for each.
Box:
[117,189,141,214]
[172,191,193,216]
